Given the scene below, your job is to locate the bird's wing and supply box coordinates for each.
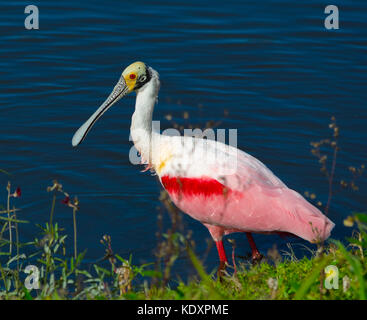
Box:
[152,134,286,192]
[152,134,334,242]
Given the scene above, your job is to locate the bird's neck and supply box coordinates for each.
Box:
[130,70,160,164]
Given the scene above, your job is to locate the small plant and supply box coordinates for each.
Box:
[308,116,364,214]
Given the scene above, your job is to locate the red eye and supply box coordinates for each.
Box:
[129,74,136,79]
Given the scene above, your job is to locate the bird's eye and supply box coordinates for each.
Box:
[129,74,136,80]
[140,75,147,82]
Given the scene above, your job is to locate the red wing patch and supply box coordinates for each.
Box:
[161,176,231,197]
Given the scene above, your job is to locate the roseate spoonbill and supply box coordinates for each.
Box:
[72,61,335,274]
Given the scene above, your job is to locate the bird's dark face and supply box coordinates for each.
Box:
[72,61,151,147]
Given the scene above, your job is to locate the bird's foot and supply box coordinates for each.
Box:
[217,261,227,281]
[251,251,264,264]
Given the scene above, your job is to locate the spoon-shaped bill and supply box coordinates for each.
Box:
[72,77,129,147]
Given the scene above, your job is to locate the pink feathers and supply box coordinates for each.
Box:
[160,174,334,243]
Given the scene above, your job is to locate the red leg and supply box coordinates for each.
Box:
[245,233,263,262]
[215,240,228,262]
[215,240,227,278]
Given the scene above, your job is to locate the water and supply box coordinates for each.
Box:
[0,1,366,277]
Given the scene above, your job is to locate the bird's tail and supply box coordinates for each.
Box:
[281,189,335,243]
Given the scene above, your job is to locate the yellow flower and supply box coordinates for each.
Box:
[343,216,354,227]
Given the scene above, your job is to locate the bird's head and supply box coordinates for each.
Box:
[121,61,151,92]
[72,61,151,147]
